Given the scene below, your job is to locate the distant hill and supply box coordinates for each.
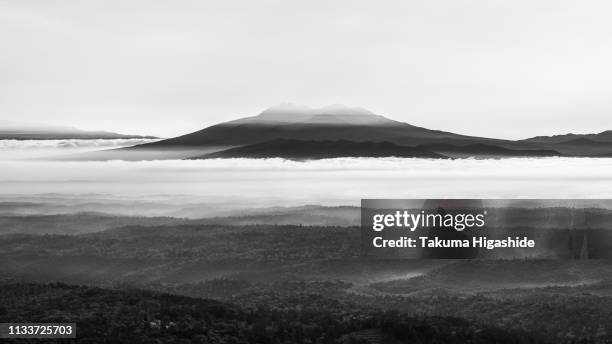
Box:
[521,131,612,156]
[522,130,612,144]
[194,139,448,160]
[417,143,562,158]
[196,205,360,227]
[0,121,157,140]
[0,205,361,235]
[0,213,188,235]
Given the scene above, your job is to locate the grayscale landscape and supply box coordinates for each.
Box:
[3,0,612,342]
[2,130,612,342]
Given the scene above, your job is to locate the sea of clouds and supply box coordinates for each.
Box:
[0,139,159,159]
[2,139,612,213]
[2,155,612,205]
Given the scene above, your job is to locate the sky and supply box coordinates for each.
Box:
[1,0,612,139]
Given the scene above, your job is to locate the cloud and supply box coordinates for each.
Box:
[0,139,156,149]
[0,139,158,159]
[1,157,611,204]
[2,1,612,138]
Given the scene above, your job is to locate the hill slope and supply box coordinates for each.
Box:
[0,121,157,140]
[194,139,448,160]
[0,281,538,343]
[417,143,562,158]
[522,130,612,144]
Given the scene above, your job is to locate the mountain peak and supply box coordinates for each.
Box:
[257,103,315,120]
[234,103,394,125]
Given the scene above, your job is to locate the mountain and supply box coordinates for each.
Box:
[520,131,612,156]
[522,131,612,144]
[107,103,545,160]
[135,104,526,149]
[193,139,448,160]
[232,103,391,125]
[0,121,157,140]
[68,104,611,160]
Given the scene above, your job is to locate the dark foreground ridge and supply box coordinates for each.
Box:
[0,281,549,343]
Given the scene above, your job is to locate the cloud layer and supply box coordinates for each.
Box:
[2,156,611,205]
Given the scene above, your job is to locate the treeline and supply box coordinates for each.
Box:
[151,278,612,343]
[0,224,360,263]
[0,282,549,344]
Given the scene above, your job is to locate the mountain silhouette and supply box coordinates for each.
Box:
[72,104,612,160]
[522,130,612,144]
[521,131,612,156]
[0,121,157,140]
[132,104,526,150]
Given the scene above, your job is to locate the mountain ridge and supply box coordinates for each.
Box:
[0,121,157,140]
[521,130,612,144]
[64,104,612,160]
[134,104,526,150]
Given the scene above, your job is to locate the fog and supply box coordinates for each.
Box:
[2,143,612,216]
[0,139,158,159]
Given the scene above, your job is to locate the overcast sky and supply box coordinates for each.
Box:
[2,0,612,139]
